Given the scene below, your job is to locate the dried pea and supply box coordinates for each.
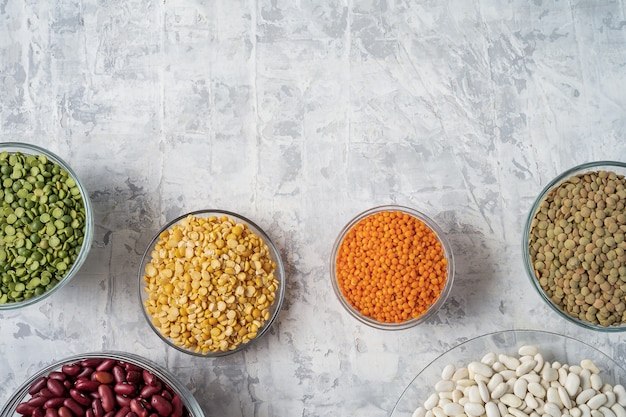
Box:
[0,151,87,304]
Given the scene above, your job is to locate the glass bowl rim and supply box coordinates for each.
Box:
[522,160,626,332]
[0,141,94,310]
[330,204,455,330]
[137,208,286,357]
[390,328,626,416]
[0,350,205,417]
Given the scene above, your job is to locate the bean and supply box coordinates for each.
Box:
[70,389,91,407]
[47,379,66,397]
[139,382,162,399]
[129,399,149,417]
[114,383,136,396]
[76,368,94,379]
[62,365,82,377]
[142,370,157,387]
[80,359,103,369]
[93,372,114,385]
[58,407,74,417]
[63,398,86,417]
[45,398,67,408]
[27,396,48,408]
[113,407,130,417]
[85,411,95,417]
[96,360,117,372]
[150,396,172,417]
[50,372,68,381]
[45,409,59,417]
[115,395,132,408]
[16,403,36,415]
[33,408,46,417]
[75,379,100,392]
[98,385,115,412]
[126,371,142,384]
[29,377,49,395]
[92,399,105,417]
[171,396,183,417]
[112,366,126,383]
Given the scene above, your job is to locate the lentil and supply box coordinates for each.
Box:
[0,151,87,304]
[529,169,626,326]
[142,214,279,354]
[335,210,448,323]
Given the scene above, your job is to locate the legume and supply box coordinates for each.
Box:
[0,151,87,304]
[412,345,626,417]
[15,357,189,417]
[142,214,279,354]
[335,210,448,323]
[528,169,626,327]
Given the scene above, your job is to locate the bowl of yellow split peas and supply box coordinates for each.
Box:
[0,142,94,310]
[137,209,286,356]
[330,205,455,330]
[523,161,626,332]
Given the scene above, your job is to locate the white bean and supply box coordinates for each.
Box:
[615,385,626,406]
[566,373,582,398]
[581,359,600,375]
[508,407,529,417]
[478,379,491,403]
[533,353,545,373]
[544,402,562,417]
[528,381,547,399]
[485,401,501,417]
[519,345,539,356]
[452,367,469,381]
[493,361,507,372]
[587,393,608,410]
[606,391,617,408]
[492,382,509,399]
[482,352,498,366]
[501,393,523,408]
[547,387,563,408]
[464,402,485,417]
[469,361,495,378]
[580,404,592,417]
[580,369,592,390]
[435,380,456,392]
[489,374,505,391]
[441,364,456,380]
[591,374,604,391]
[500,354,521,371]
[543,367,559,382]
[497,401,508,417]
[577,389,599,405]
[525,392,539,410]
[559,386,573,410]
[442,402,464,416]
[514,378,529,399]
[425,393,440,410]
[517,360,538,377]
[413,407,427,417]
[500,370,517,381]
[432,406,446,417]
[571,407,583,417]
[611,403,626,417]
[559,367,569,386]
[468,385,482,404]
[599,406,617,417]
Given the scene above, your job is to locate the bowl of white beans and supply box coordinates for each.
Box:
[390,329,626,417]
[0,142,94,310]
[137,209,286,357]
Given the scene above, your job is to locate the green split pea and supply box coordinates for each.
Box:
[0,151,87,304]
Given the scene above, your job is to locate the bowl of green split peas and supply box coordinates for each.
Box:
[0,142,94,310]
[523,161,626,332]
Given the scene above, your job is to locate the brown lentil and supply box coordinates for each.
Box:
[142,214,279,354]
[529,169,626,327]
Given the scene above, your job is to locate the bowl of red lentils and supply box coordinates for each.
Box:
[330,205,454,330]
[138,209,286,356]
[523,161,626,332]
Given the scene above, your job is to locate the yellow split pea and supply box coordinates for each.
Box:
[142,214,278,354]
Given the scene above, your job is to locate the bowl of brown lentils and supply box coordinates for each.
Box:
[523,161,626,331]
[138,209,285,356]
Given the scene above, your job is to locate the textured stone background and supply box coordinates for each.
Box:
[1,1,625,416]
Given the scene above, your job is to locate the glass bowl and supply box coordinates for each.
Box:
[390,329,626,417]
[0,351,205,417]
[522,161,626,332]
[138,209,286,357]
[330,205,454,330]
[0,142,94,310]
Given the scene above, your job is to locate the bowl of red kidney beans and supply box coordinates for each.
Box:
[1,352,204,417]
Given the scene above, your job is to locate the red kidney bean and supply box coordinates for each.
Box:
[103,412,115,417]
[141,371,156,387]
[129,399,148,417]
[64,380,73,390]
[139,382,161,399]
[61,365,82,376]
[86,410,95,417]
[58,406,74,417]
[125,371,141,384]
[75,378,100,392]
[112,366,126,383]
[27,395,48,407]
[159,391,172,401]
[29,377,49,395]
[79,359,103,369]
[69,389,92,407]
[76,367,94,379]
[37,388,55,398]
[92,399,105,417]
[114,383,136,396]
[96,359,116,372]
[47,379,66,397]
[93,371,115,385]
[33,407,46,417]
[45,408,59,417]
[45,398,67,409]
[150,396,172,417]
[113,406,130,417]
[125,412,138,417]
[171,395,183,417]
[97,385,115,413]
[124,364,142,373]
[16,403,36,416]
[49,372,67,381]
[63,398,86,417]
[115,395,131,408]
